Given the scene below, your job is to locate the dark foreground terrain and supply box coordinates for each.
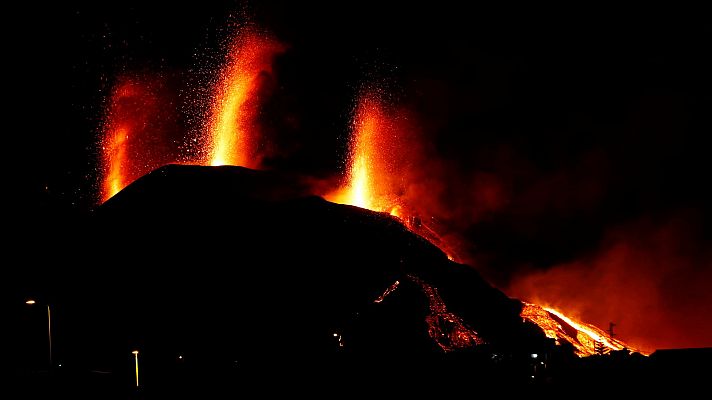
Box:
[7,165,709,397]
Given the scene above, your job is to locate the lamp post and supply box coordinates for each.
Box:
[25,299,52,369]
[132,350,140,387]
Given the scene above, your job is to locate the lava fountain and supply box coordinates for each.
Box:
[100,28,284,202]
[327,89,464,261]
[328,91,391,210]
[101,83,136,201]
[101,78,179,202]
[206,27,284,167]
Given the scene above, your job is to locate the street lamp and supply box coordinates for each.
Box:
[25,299,52,369]
[132,350,140,387]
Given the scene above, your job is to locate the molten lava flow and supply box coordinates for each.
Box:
[373,275,484,352]
[374,280,400,303]
[206,28,284,167]
[521,302,648,357]
[408,274,485,352]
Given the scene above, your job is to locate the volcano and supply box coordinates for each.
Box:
[22,164,663,396]
[94,165,540,351]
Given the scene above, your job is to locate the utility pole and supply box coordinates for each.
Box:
[132,350,140,388]
[594,322,617,356]
[47,305,52,368]
[25,299,53,370]
[594,341,608,355]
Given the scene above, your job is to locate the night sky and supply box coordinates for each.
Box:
[7,2,712,350]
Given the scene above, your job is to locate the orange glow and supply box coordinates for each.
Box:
[326,90,648,354]
[389,205,403,219]
[104,126,129,200]
[327,93,396,211]
[100,78,182,203]
[325,91,463,262]
[101,80,148,202]
[521,302,648,357]
[207,27,284,167]
[99,28,283,203]
[92,25,660,356]
[507,220,712,352]
[373,276,484,352]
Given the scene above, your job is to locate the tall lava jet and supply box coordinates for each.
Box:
[206,27,284,167]
[327,89,401,212]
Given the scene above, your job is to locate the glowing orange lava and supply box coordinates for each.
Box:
[374,280,400,304]
[521,302,648,357]
[101,81,138,202]
[327,92,396,211]
[97,25,651,358]
[327,90,646,354]
[409,274,485,352]
[103,126,129,201]
[207,27,284,167]
[372,276,485,352]
[101,80,160,202]
[100,28,283,203]
[326,91,464,262]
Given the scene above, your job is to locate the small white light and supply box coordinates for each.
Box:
[531,353,538,359]
[178,355,183,360]
[333,333,338,337]
[58,364,62,367]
